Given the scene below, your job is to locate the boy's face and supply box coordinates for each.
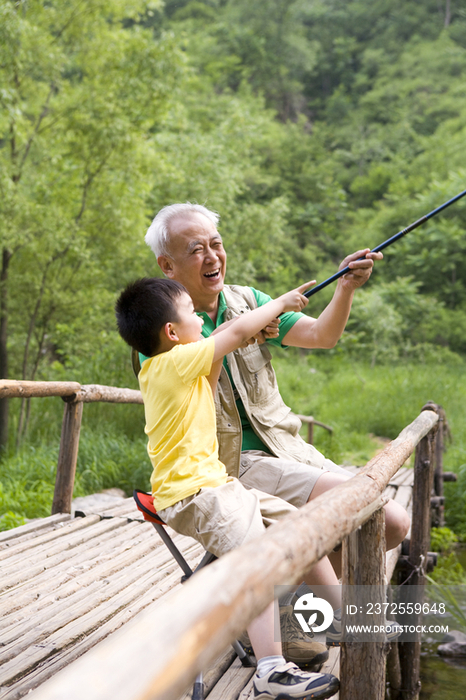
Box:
[172,292,204,344]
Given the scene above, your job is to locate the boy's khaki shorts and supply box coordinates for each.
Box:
[158,476,297,559]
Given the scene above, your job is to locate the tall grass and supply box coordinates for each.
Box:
[272,351,466,537]
[0,428,150,530]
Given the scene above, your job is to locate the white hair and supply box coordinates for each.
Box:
[145,203,220,258]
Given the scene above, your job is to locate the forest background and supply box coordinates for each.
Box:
[1,0,466,559]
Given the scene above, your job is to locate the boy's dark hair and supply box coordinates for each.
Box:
[115,277,187,357]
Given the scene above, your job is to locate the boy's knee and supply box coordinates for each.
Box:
[399,510,411,540]
[386,507,410,548]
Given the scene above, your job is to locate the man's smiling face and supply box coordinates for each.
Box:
[158,212,227,311]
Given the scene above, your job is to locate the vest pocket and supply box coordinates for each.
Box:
[234,344,275,404]
[235,343,272,372]
[250,400,295,429]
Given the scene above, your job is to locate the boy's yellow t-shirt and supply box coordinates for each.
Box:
[138,337,228,511]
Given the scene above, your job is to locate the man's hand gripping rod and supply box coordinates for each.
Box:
[304,188,466,298]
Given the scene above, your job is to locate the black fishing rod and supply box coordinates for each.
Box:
[304,188,466,298]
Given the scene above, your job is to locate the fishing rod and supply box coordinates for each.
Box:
[304,188,466,298]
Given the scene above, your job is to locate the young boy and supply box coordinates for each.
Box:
[115,277,339,700]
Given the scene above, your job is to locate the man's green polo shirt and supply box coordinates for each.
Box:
[198,287,304,453]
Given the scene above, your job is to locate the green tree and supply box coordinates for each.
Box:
[0,0,184,449]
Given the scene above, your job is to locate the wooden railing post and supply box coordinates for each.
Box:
[295,414,333,445]
[386,583,402,695]
[52,398,83,514]
[432,404,445,527]
[340,507,386,700]
[397,406,438,700]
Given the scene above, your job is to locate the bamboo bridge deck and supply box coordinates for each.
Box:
[0,465,414,700]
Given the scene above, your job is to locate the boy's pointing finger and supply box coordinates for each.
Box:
[297,280,316,294]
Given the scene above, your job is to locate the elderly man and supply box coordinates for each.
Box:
[144,202,410,665]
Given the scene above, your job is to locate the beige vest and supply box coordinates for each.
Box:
[216,285,329,477]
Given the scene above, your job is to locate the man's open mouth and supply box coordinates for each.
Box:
[204,269,221,279]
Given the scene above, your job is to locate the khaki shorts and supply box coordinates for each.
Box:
[239,450,352,508]
[158,476,297,559]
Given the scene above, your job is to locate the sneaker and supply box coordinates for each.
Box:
[326,608,403,646]
[253,662,339,700]
[280,605,329,669]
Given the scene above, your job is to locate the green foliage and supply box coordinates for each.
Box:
[0,0,182,402]
[0,444,59,520]
[341,276,466,364]
[431,527,459,554]
[428,553,466,586]
[74,430,150,496]
[444,462,466,540]
[2,0,466,423]
[272,353,466,467]
[428,527,466,586]
[0,511,26,532]
[425,577,466,636]
[271,353,466,544]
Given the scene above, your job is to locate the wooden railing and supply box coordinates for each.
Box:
[0,380,331,515]
[25,405,444,700]
[294,413,333,444]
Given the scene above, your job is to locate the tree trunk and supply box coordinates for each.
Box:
[0,247,12,451]
[445,0,451,27]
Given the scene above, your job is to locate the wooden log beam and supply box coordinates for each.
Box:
[442,472,457,482]
[396,552,438,575]
[0,379,81,399]
[294,414,333,445]
[0,380,143,404]
[430,496,445,507]
[76,384,143,404]
[295,416,333,433]
[0,380,143,406]
[29,409,438,700]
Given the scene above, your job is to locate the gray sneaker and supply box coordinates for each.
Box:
[253,662,339,700]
